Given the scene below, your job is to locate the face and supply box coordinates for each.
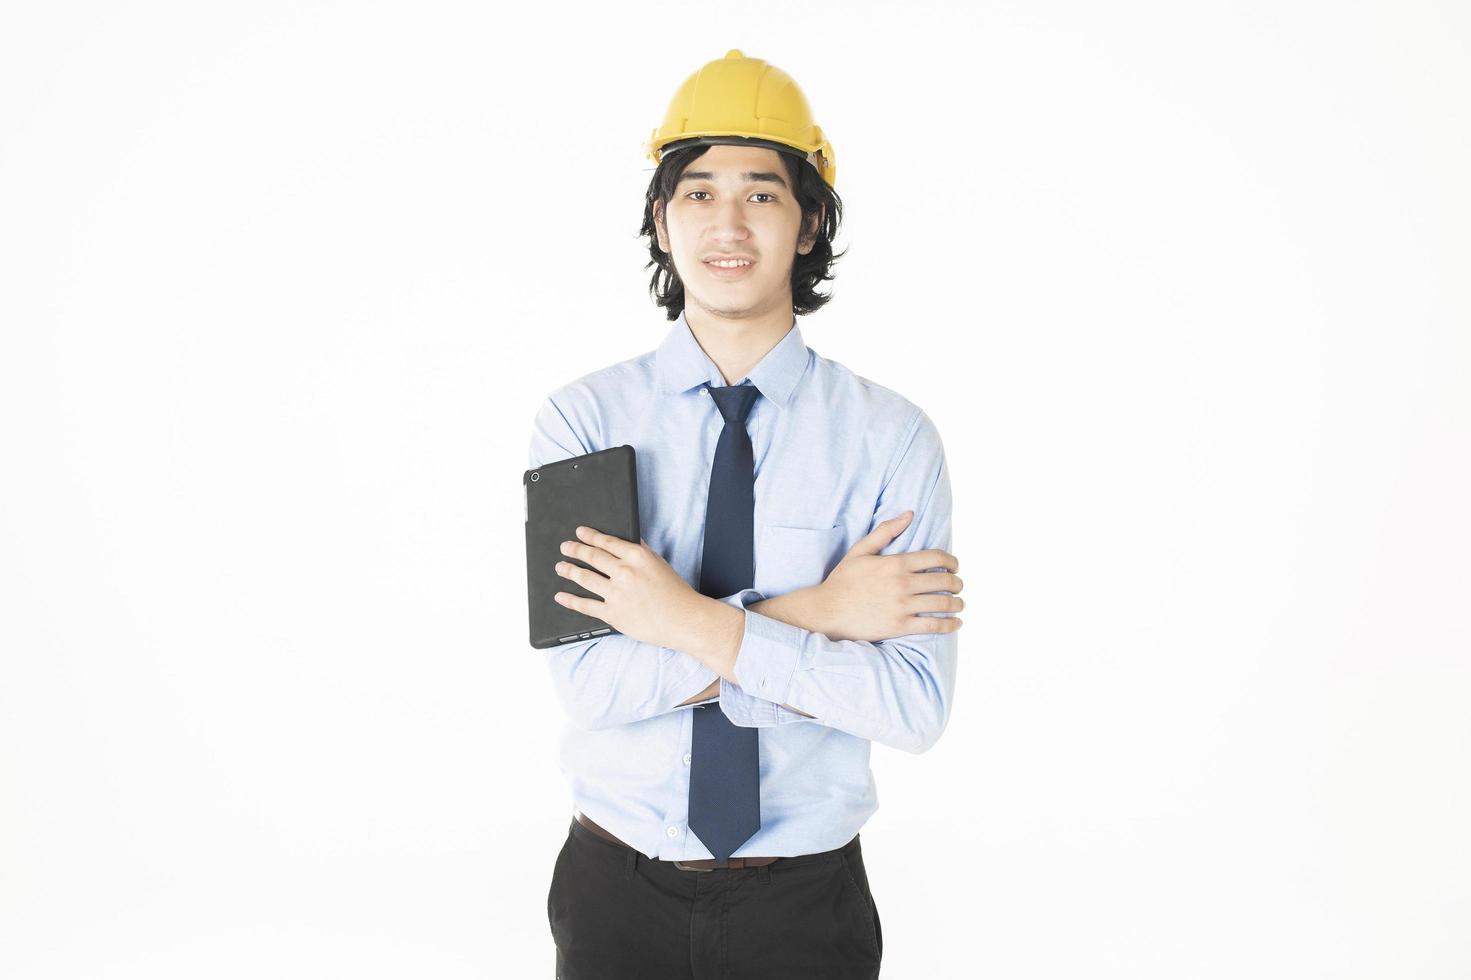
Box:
[654,144,821,322]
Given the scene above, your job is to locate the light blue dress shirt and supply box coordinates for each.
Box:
[527,310,957,860]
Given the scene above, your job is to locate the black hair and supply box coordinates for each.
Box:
[638,142,846,320]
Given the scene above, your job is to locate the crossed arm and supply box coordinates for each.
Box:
[529,395,958,754]
[674,587,833,715]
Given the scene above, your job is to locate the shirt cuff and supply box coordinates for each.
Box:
[731,609,803,706]
[719,675,814,726]
[723,594,811,723]
[679,590,769,707]
[712,589,806,725]
[721,588,767,610]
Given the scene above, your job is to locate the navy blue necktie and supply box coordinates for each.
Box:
[688,382,762,864]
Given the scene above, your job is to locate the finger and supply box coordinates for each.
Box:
[868,510,912,532]
[553,590,606,618]
[575,525,637,561]
[883,510,914,530]
[904,614,963,634]
[908,593,964,614]
[560,539,616,576]
[902,549,957,573]
[554,560,608,598]
[846,511,914,557]
[908,570,962,595]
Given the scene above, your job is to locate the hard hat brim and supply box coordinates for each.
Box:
[654,135,831,185]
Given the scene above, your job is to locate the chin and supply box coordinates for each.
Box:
[691,302,746,320]
[692,282,779,312]
[689,293,765,318]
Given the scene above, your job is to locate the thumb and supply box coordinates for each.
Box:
[846,510,914,557]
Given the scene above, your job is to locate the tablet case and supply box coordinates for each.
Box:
[524,445,641,649]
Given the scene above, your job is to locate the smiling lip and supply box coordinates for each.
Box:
[703,257,756,279]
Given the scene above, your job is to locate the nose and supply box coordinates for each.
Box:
[709,195,750,244]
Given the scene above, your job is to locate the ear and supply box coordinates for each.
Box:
[653,198,671,254]
[797,203,825,255]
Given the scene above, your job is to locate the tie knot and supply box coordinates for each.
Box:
[707,384,761,425]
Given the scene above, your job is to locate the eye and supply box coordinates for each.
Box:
[752,192,777,203]
[686,191,711,201]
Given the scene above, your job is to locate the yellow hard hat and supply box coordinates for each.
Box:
[644,49,837,189]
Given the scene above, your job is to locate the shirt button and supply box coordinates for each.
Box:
[683,753,692,766]
[666,826,679,838]
[760,678,767,689]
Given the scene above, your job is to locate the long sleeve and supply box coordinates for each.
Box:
[529,394,730,730]
[713,586,819,727]
[727,409,959,754]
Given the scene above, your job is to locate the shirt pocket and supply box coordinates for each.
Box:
[755,523,847,597]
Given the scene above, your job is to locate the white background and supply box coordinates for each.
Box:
[2,1,1468,977]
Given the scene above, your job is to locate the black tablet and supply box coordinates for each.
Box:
[523,445,641,650]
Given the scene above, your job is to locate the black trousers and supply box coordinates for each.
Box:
[546,817,883,979]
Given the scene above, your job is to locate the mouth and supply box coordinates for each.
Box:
[702,257,756,280]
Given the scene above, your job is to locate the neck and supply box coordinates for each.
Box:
[683,300,794,386]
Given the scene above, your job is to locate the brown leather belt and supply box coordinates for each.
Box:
[575,812,782,871]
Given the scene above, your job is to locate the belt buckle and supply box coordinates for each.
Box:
[672,860,718,873]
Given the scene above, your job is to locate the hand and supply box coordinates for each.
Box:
[552,526,701,649]
[815,511,965,642]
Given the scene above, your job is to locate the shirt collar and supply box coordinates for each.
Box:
[654,309,810,410]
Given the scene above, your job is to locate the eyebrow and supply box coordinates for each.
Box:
[676,170,789,189]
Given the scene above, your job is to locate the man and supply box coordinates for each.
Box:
[528,49,964,980]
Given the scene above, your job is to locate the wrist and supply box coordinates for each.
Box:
[751,583,838,639]
[800,583,839,639]
[671,593,745,681]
